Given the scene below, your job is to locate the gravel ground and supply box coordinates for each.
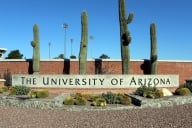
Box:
[0,103,192,128]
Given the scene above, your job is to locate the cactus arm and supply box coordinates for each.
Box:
[31,41,35,47]
[127,12,134,24]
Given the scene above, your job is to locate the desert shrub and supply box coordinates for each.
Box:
[1,86,8,92]
[13,86,31,95]
[8,87,16,95]
[135,85,157,98]
[101,92,121,104]
[119,95,132,105]
[92,98,107,107]
[36,90,49,98]
[143,89,163,99]
[175,87,191,96]
[0,86,8,93]
[63,93,87,106]
[154,89,164,98]
[63,96,75,105]
[80,93,100,101]
[135,85,157,96]
[143,89,156,99]
[183,83,192,92]
[28,90,37,98]
[73,93,83,98]
[88,95,100,102]
[134,85,148,96]
[74,97,86,105]
[0,88,3,93]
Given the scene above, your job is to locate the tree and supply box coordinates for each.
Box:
[5,49,23,59]
[54,54,64,59]
[99,54,110,59]
[70,55,76,59]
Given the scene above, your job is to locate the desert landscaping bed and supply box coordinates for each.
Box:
[1,92,192,111]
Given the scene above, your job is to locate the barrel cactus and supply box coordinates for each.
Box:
[31,24,40,74]
[79,11,88,74]
[119,0,134,74]
[175,87,191,96]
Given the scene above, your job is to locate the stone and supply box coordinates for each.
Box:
[159,88,173,96]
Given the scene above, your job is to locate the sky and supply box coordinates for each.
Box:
[0,0,192,60]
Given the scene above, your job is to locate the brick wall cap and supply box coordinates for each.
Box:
[0,79,6,82]
[1,59,192,63]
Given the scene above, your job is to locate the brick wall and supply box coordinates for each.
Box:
[0,59,192,85]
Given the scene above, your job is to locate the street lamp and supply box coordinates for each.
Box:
[48,42,51,59]
[89,35,94,58]
[70,38,74,56]
[62,23,68,59]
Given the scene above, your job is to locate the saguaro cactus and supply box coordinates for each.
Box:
[119,0,134,74]
[150,23,158,74]
[79,11,88,74]
[31,24,40,74]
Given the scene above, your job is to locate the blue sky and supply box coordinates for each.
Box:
[0,0,192,60]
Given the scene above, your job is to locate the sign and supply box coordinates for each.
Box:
[12,75,179,88]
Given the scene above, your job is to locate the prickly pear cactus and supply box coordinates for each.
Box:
[119,0,134,74]
[79,11,88,74]
[31,24,40,74]
[150,23,158,74]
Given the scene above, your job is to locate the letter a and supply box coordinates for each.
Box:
[130,77,137,86]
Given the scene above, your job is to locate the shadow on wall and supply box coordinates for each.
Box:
[63,59,70,74]
[140,59,150,74]
[28,59,33,74]
[26,59,151,75]
[95,59,102,74]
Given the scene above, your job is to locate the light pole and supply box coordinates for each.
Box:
[89,35,94,58]
[62,23,68,59]
[48,42,51,59]
[70,38,74,56]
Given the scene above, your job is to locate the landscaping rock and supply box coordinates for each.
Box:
[159,88,173,96]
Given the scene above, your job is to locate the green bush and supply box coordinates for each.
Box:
[63,96,75,105]
[101,92,121,104]
[36,90,49,98]
[134,85,148,96]
[135,85,157,96]
[175,87,191,96]
[92,98,107,107]
[14,86,31,95]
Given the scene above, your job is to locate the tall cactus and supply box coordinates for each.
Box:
[79,11,88,74]
[31,24,40,74]
[150,23,158,74]
[119,0,134,74]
